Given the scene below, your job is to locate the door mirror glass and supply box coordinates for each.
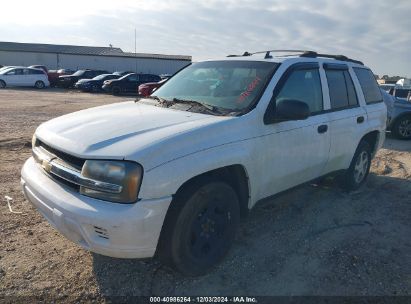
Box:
[275,99,310,121]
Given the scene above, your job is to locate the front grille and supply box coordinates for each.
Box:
[38,140,85,171]
[35,140,85,190]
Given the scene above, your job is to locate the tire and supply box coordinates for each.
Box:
[157,178,240,276]
[0,80,6,88]
[35,81,45,89]
[112,87,121,95]
[342,141,372,191]
[392,115,411,140]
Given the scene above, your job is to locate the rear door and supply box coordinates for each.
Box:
[23,68,35,86]
[322,64,367,173]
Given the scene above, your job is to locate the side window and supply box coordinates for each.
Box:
[275,68,323,113]
[6,69,17,75]
[7,69,23,75]
[353,68,382,104]
[345,71,358,106]
[128,75,138,82]
[325,69,358,109]
[140,75,149,82]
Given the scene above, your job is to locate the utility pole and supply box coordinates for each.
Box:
[134,28,137,73]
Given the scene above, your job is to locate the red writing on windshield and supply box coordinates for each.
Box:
[237,76,261,103]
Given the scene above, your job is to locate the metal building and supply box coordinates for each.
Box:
[0,41,191,75]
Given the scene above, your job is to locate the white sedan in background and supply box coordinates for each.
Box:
[0,67,50,89]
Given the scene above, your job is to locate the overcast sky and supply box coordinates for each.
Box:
[1,0,410,77]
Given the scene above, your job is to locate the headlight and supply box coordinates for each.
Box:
[80,160,143,203]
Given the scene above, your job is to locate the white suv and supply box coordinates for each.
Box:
[21,50,386,276]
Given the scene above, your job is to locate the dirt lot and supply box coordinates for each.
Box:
[0,88,410,302]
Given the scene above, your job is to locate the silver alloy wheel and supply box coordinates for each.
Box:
[354,151,369,184]
[398,119,411,138]
[35,81,44,89]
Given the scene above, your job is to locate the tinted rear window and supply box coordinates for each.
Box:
[394,89,411,98]
[353,68,382,104]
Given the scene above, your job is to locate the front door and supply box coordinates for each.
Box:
[125,74,139,92]
[260,63,331,198]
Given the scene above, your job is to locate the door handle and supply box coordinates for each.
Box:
[317,124,328,134]
[357,116,365,124]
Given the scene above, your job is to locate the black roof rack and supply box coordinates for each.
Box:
[300,52,364,65]
[227,50,364,65]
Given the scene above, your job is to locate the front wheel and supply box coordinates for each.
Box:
[35,81,45,89]
[392,116,411,140]
[0,80,6,88]
[158,179,240,276]
[342,141,372,191]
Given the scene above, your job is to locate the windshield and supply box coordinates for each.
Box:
[153,61,278,112]
[73,70,86,76]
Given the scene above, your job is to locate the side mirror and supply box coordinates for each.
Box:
[264,99,310,124]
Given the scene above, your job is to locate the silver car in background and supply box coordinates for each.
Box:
[381,88,411,139]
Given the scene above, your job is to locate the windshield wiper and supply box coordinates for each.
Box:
[171,98,229,115]
[137,95,173,106]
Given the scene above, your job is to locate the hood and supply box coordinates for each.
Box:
[36,101,229,164]
[77,78,93,84]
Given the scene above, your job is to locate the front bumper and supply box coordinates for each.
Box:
[21,157,172,259]
[101,85,111,92]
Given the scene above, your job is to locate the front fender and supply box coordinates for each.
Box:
[138,138,261,207]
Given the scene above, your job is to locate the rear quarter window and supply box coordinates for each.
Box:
[353,68,382,104]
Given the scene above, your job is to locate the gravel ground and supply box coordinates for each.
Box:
[0,88,410,302]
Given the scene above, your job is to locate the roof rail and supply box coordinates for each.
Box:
[227,49,313,59]
[300,52,364,65]
[227,49,364,65]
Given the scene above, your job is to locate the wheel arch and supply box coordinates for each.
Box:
[172,164,250,219]
[359,130,381,157]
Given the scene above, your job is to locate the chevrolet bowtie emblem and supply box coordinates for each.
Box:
[42,159,52,173]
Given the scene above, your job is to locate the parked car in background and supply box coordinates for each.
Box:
[379,84,395,92]
[138,78,167,97]
[0,67,49,89]
[23,51,386,276]
[75,74,121,92]
[57,69,109,88]
[391,88,411,101]
[113,71,133,77]
[29,65,60,87]
[159,74,172,80]
[0,66,25,72]
[381,89,411,139]
[57,69,76,75]
[102,73,161,95]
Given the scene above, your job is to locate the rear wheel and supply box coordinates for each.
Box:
[392,115,411,140]
[0,80,6,88]
[342,141,372,191]
[158,178,240,276]
[35,81,45,89]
